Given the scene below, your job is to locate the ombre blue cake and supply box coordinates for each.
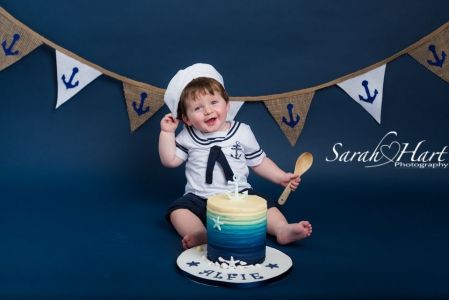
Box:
[206,193,267,265]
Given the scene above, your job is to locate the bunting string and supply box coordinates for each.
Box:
[1,6,449,146]
[231,18,449,100]
[0,7,163,92]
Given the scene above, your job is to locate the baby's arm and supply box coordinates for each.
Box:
[159,113,184,168]
[251,157,301,191]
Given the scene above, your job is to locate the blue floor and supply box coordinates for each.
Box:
[1,174,448,299]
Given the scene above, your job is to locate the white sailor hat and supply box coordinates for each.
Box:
[164,63,224,118]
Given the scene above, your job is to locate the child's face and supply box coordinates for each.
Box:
[182,91,230,133]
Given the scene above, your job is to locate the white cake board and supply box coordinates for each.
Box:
[176,244,293,288]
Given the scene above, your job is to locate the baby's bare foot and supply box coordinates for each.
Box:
[182,232,207,250]
[276,221,312,245]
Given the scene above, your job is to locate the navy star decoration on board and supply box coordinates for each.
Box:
[186,261,200,267]
[265,263,279,269]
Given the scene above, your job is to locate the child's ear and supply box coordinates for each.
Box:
[182,115,192,126]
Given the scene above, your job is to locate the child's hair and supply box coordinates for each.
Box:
[177,77,229,120]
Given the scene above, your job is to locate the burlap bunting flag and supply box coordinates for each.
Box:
[409,26,449,82]
[122,82,165,131]
[0,11,42,71]
[264,92,314,146]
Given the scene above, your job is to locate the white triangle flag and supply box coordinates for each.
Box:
[227,101,244,121]
[55,50,102,108]
[337,64,386,124]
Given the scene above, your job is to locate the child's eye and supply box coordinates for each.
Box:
[194,107,201,111]
[211,100,218,104]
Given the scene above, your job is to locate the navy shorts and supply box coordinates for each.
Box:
[166,189,278,225]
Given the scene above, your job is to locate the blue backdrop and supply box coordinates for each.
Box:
[1,1,449,299]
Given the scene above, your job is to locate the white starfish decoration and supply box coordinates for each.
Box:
[226,256,239,268]
[218,256,248,269]
[212,216,224,231]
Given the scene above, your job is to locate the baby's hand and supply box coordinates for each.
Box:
[161,113,179,133]
[282,173,301,191]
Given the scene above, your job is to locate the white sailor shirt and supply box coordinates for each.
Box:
[175,121,266,198]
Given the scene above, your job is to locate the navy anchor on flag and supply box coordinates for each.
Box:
[132,92,150,116]
[358,80,378,103]
[282,103,300,128]
[427,44,446,68]
[62,67,80,89]
[2,33,20,56]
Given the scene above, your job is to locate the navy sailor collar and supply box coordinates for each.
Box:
[186,121,241,146]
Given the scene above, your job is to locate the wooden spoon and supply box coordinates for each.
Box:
[278,152,313,205]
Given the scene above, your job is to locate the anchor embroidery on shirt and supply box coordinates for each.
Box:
[230,141,243,159]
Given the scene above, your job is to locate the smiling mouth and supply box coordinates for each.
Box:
[205,118,216,126]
